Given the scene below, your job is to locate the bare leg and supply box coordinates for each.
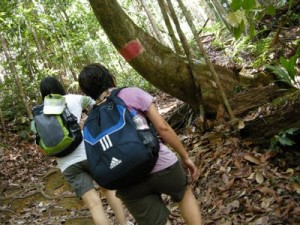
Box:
[102,188,128,225]
[82,189,110,225]
[178,186,202,225]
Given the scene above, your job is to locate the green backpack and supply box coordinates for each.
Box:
[32,94,82,157]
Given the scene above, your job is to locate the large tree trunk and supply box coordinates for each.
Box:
[88,0,239,112]
[87,0,299,151]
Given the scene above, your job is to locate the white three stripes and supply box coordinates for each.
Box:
[99,135,112,151]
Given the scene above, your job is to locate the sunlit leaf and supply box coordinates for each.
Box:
[244,154,261,165]
[226,10,247,28]
[226,12,241,28]
[292,182,300,194]
[238,120,245,129]
[255,171,264,184]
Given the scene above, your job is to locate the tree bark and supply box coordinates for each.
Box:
[88,0,238,112]
[229,85,285,117]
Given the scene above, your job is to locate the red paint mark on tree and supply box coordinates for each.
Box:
[119,39,144,61]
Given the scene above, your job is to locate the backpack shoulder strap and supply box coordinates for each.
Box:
[32,104,44,116]
[93,88,128,111]
[94,87,124,106]
[106,87,128,107]
[107,87,124,99]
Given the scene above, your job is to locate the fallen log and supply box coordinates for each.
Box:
[165,84,300,149]
[239,88,300,148]
[229,85,286,117]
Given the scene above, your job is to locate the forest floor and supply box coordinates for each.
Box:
[0,91,299,225]
[1,17,300,225]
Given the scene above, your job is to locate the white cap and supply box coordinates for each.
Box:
[43,94,66,115]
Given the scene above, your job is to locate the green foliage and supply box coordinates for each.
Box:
[226,0,295,40]
[225,36,252,63]
[226,0,260,39]
[216,33,271,67]
[230,0,256,11]
[265,48,300,88]
[290,176,300,184]
[114,67,156,93]
[0,76,23,120]
[250,37,273,68]
[270,128,299,150]
[265,5,276,16]
[0,0,147,129]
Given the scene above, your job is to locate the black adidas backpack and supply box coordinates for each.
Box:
[83,88,159,190]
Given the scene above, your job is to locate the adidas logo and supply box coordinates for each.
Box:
[99,135,113,151]
[110,157,122,169]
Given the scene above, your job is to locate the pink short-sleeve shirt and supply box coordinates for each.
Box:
[118,87,178,173]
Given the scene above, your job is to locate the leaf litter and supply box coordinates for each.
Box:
[0,94,300,225]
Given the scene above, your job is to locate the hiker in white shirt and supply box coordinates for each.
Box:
[38,76,132,225]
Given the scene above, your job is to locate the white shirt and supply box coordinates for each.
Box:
[56,94,95,172]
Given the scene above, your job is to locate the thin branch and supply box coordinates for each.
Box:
[177,0,235,121]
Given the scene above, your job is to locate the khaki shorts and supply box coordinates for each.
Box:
[116,161,188,225]
[63,160,95,198]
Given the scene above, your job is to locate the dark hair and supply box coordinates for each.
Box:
[78,63,116,100]
[40,76,66,100]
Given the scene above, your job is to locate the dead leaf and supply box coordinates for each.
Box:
[275,207,281,216]
[228,200,240,209]
[233,166,252,178]
[220,221,232,225]
[244,154,261,165]
[210,80,217,88]
[260,197,274,209]
[250,216,269,225]
[221,173,230,184]
[220,166,226,172]
[258,187,276,195]
[255,171,264,184]
[292,182,300,194]
[238,120,245,129]
[286,168,294,175]
[281,202,294,217]
[260,151,275,163]
[291,207,300,216]
[234,157,242,168]
[247,172,255,180]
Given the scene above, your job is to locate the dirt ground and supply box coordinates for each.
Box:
[1,90,300,224]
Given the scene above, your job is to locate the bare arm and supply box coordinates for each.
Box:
[145,103,198,181]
